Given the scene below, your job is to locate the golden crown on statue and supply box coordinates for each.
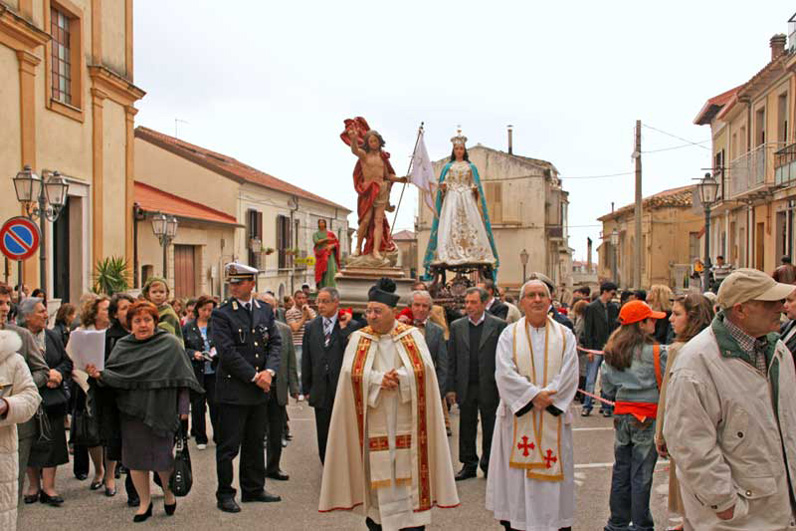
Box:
[450,125,467,147]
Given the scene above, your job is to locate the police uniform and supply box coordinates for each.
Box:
[211,263,282,512]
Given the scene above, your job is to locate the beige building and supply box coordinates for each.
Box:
[598,185,703,290]
[695,26,796,273]
[134,127,351,300]
[416,144,572,295]
[0,0,143,302]
[393,229,418,279]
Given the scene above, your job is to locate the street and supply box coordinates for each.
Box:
[18,399,677,530]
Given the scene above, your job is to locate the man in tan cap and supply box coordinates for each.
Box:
[664,268,796,530]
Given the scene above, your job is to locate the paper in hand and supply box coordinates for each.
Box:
[66,328,107,371]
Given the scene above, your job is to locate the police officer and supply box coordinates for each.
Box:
[211,263,282,513]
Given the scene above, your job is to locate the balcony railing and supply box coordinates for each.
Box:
[775,142,796,185]
[728,142,786,199]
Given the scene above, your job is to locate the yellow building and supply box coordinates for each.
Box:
[695,28,796,273]
[598,185,704,290]
[393,229,418,279]
[0,0,143,302]
[134,127,351,300]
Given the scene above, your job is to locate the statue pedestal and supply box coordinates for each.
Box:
[335,266,414,312]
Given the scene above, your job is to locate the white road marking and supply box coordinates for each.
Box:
[572,427,613,432]
[575,462,669,470]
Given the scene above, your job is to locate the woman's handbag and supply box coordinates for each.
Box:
[170,425,193,497]
[72,391,100,446]
[30,404,53,454]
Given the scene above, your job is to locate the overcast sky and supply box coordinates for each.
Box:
[134,1,795,262]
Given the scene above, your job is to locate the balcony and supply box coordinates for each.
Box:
[728,142,786,199]
[775,142,796,185]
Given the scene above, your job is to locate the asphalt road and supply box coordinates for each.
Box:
[17,400,677,530]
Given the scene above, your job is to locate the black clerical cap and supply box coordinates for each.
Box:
[368,277,400,307]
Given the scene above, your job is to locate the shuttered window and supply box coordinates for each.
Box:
[484,181,503,223]
[276,215,292,269]
[247,209,263,268]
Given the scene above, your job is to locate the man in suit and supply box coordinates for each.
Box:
[447,286,508,480]
[302,286,361,463]
[477,279,509,321]
[257,293,298,482]
[212,263,282,513]
[409,290,451,434]
[581,281,619,417]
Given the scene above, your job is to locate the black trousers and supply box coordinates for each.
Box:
[459,382,496,472]
[215,402,268,500]
[314,404,333,464]
[500,522,570,531]
[191,374,219,445]
[265,396,286,474]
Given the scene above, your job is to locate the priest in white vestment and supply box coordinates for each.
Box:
[319,278,459,530]
[486,280,578,531]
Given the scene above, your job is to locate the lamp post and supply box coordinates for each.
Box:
[13,165,69,292]
[610,228,619,285]
[151,213,178,278]
[697,172,720,292]
[519,248,529,284]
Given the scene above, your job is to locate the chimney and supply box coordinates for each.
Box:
[586,237,593,271]
[771,33,787,61]
[507,125,513,155]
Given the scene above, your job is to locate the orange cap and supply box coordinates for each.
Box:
[618,300,667,325]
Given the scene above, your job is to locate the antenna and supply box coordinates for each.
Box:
[174,118,189,138]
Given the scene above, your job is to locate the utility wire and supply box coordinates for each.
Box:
[561,171,634,180]
[642,124,711,150]
[643,139,711,154]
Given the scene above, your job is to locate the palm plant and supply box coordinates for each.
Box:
[93,256,131,295]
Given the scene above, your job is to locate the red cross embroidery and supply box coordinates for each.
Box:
[517,436,535,457]
[543,449,557,468]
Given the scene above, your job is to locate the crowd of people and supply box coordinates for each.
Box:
[1,259,796,530]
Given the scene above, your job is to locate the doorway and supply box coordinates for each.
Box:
[174,245,197,298]
[756,222,765,270]
[53,198,70,302]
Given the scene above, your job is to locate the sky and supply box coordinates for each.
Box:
[133,1,796,262]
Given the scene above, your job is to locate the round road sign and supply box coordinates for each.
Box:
[0,216,40,261]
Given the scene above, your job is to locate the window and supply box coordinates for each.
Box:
[276,215,292,269]
[755,108,766,146]
[246,209,263,268]
[689,232,700,263]
[484,181,503,223]
[51,7,72,104]
[778,93,788,143]
[714,150,725,199]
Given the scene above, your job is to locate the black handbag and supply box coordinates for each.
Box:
[72,392,100,446]
[169,425,192,497]
[30,405,53,454]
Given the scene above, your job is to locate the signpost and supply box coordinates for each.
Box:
[0,216,41,290]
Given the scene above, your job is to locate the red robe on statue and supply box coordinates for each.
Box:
[314,230,340,285]
[341,117,397,256]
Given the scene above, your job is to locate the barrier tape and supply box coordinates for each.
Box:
[576,389,615,406]
[577,346,604,355]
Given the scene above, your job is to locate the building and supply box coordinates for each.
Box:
[415,143,572,295]
[598,185,704,290]
[392,229,417,279]
[134,127,351,300]
[571,259,598,295]
[0,0,144,303]
[694,22,796,273]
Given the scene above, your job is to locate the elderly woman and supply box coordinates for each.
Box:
[19,297,72,506]
[86,301,201,522]
[0,330,42,530]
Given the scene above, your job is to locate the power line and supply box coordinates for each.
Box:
[561,171,634,180]
[643,139,711,154]
[641,124,711,150]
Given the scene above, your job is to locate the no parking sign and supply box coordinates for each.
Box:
[0,216,40,261]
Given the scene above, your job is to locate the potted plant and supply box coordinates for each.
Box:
[93,256,131,295]
[262,246,275,256]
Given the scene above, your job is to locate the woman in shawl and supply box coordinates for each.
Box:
[86,301,201,522]
[421,130,499,280]
[313,219,340,289]
[142,277,183,341]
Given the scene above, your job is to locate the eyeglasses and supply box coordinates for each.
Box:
[364,307,387,316]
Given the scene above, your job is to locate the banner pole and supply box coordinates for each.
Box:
[390,121,424,237]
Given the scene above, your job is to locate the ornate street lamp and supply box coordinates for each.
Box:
[151,213,178,278]
[520,248,529,284]
[12,166,70,292]
[697,172,720,292]
[610,228,619,284]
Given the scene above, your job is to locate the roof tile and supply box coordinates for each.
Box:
[134,181,239,225]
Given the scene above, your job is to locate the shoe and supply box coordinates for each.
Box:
[75,473,88,481]
[133,502,153,523]
[580,409,591,417]
[127,496,140,507]
[454,467,477,481]
[104,487,117,497]
[266,469,290,481]
[197,443,207,450]
[241,490,282,503]
[90,480,103,490]
[115,468,121,479]
[298,394,305,401]
[446,427,452,437]
[284,431,293,441]
[39,491,64,506]
[281,437,288,448]
[481,467,488,479]
[217,498,241,513]
[23,491,39,504]
[601,410,613,418]
[164,499,177,516]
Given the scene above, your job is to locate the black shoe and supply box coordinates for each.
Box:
[115,468,121,479]
[127,496,140,507]
[601,410,613,418]
[241,490,281,503]
[266,469,290,481]
[90,480,103,490]
[164,499,176,516]
[133,503,153,523]
[39,491,64,506]
[580,409,591,417]
[481,467,488,479]
[284,431,293,441]
[23,491,39,504]
[281,436,289,448]
[75,473,88,481]
[217,498,241,513]
[454,466,477,481]
[104,487,117,497]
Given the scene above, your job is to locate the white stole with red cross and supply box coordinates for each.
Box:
[509,316,566,482]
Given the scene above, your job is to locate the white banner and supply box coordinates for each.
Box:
[409,131,436,211]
